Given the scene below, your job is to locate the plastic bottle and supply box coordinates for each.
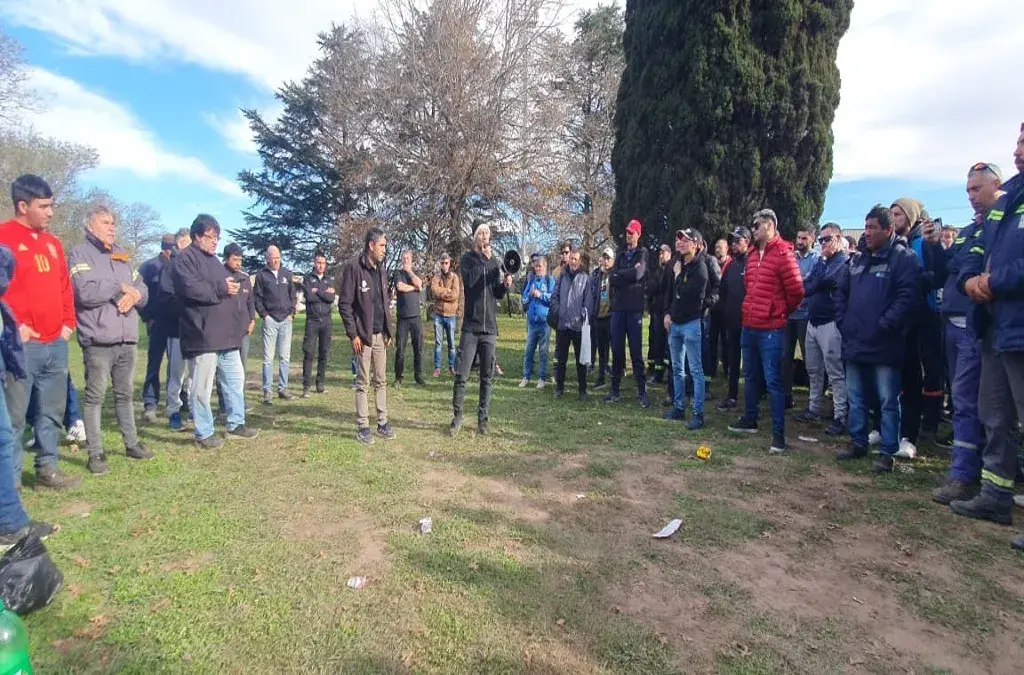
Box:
[0,600,32,675]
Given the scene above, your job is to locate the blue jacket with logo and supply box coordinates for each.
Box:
[521,274,554,326]
[957,178,1024,352]
[803,251,849,326]
[837,237,921,367]
[940,217,983,317]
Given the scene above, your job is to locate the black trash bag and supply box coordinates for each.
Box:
[0,533,63,615]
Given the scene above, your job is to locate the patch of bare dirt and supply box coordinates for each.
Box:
[159,552,216,575]
[56,501,94,519]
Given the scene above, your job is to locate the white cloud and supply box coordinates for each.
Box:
[832,0,1023,183]
[25,67,241,197]
[204,110,257,155]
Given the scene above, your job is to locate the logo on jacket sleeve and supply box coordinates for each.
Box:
[360,279,369,293]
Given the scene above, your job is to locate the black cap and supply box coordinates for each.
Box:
[675,228,701,242]
[730,226,752,240]
[222,243,243,259]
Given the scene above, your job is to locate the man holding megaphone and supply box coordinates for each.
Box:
[448,224,512,437]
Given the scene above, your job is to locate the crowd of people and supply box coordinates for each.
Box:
[0,123,1021,554]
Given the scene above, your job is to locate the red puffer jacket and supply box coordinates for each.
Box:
[741,236,805,330]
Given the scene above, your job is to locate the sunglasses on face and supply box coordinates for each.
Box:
[818,235,835,244]
[750,222,762,232]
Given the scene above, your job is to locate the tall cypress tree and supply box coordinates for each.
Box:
[611,0,853,248]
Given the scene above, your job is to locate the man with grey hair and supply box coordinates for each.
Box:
[393,249,426,387]
[69,204,155,474]
[448,224,512,436]
[794,223,849,435]
[254,244,297,404]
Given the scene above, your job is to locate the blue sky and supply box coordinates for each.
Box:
[2,0,1021,245]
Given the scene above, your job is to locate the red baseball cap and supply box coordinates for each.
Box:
[625,219,642,236]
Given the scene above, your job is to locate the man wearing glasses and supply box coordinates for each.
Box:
[727,209,804,453]
[171,215,258,449]
[606,219,650,407]
[794,223,849,436]
[931,162,1001,505]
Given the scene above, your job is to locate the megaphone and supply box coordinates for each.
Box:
[501,249,523,276]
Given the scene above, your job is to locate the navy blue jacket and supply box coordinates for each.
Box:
[609,246,648,313]
[837,237,921,367]
[803,251,849,326]
[0,245,25,380]
[957,179,1024,352]
[940,217,983,317]
[137,253,167,322]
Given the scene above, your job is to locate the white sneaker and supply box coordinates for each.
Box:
[25,434,36,449]
[537,380,546,390]
[896,438,917,459]
[518,378,529,388]
[66,419,87,443]
[868,429,881,446]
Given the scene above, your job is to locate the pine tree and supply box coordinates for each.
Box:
[611,0,853,248]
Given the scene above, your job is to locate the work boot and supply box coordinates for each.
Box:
[278,390,294,401]
[950,489,1014,526]
[195,435,224,450]
[126,443,156,460]
[87,453,109,476]
[932,479,979,506]
[824,418,847,436]
[686,414,705,431]
[836,443,868,461]
[447,416,463,437]
[872,454,894,474]
[36,465,82,490]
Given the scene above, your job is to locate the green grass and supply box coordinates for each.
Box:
[20,315,1024,673]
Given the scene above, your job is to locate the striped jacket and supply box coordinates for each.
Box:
[68,233,148,348]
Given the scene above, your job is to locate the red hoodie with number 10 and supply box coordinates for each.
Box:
[0,219,76,343]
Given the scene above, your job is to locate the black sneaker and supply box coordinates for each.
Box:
[356,427,374,445]
[0,521,54,551]
[769,434,787,454]
[950,491,1013,526]
[824,418,847,436]
[477,419,488,435]
[604,393,621,404]
[416,378,428,387]
[377,423,397,440]
[126,444,156,460]
[716,398,737,411]
[36,465,82,490]
[836,443,868,461]
[447,416,463,437]
[662,408,686,421]
[87,453,109,475]
[639,393,650,409]
[793,409,820,424]
[226,426,259,440]
[872,454,895,474]
[932,479,979,505]
[728,417,758,434]
[196,435,224,450]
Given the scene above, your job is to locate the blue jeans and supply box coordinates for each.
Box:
[669,319,704,414]
[190,350,245,441]
[5,339,69,481]
[523,322,550,381]
[846,361,901,457]
[434,315,457,370]
[261,316,292,393]
[944,319,984,482]
[0,359,28,534]
[27,372,78,431]
[741,328,785,437]
[142,320,167,409]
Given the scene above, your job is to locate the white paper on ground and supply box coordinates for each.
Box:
[652,519,682,539]
[797,435,818,443]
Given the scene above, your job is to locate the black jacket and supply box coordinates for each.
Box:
[702,253,721,317]
[156,254,182,338]
[662,254,708,325]
[646,261,668,318]
[609,246,648,313]
[137,253,167,322]
[338,252,391,345]
[720,252,747,328]
[254,267,297,322]
[226,267,255,342]
[303,272,335,322]
[460,250,508,334]
[171,243,242,357]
